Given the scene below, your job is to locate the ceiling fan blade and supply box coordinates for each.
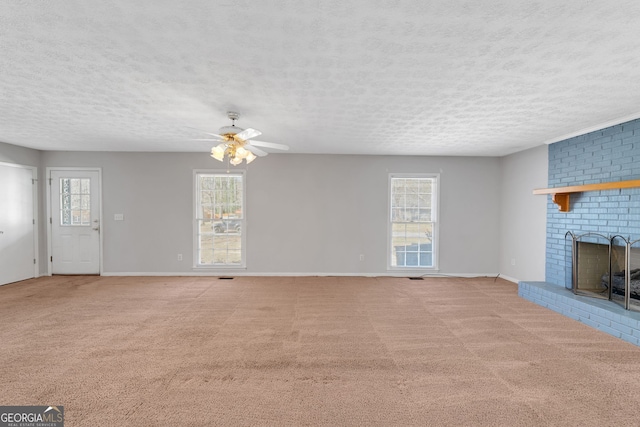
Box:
[186,126,226,141]
[235,128,262,140]
[245,144,269,157]
[192,138,225,141]
[201,133,226,141]
[248,140,290,151]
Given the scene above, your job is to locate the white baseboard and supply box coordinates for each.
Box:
[497,274,520,283]
[101,271,502,278]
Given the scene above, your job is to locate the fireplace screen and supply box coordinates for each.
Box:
[603,236,628,309]
[569,231,640,312]
[572,233,610,298]
[620,241,640,312]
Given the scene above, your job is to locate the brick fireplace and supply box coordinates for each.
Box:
[519,118,640,346]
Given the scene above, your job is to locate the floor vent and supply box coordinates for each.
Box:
[408,277,424,280]
[218,277,234,280]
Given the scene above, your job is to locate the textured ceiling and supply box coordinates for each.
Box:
[2,0,640,156]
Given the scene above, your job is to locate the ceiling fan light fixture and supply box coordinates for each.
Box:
[211,144,226,161]
[218,126,242,136]
[229,145,256,165]
[235,146,249,157]
[245,151,257,164]
[201,111,288,166]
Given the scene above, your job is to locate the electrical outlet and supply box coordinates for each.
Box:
[359,254,365,261]
[177,254,183,261]
[510,258,516,266]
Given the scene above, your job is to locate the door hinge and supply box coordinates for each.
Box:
[34,259,36,264]
[50,256,53,262]
[48,178,52,185]
[33,219,35,225]
[50,217,52,224]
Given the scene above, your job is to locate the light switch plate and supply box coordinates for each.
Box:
[114,214,124,221]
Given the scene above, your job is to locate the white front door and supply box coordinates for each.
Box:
[0,163,36,285]
[50,169,101,274]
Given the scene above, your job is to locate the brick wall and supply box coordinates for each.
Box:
[546,119,640,286]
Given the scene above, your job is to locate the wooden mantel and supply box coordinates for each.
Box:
[533,179,640,212]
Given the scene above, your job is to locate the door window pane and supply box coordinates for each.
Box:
[60,178,91,226]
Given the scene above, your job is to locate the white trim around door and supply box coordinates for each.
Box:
[46,167,103,275]
[0,161,39,285]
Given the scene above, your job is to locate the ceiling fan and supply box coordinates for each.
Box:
[194,111,289,165]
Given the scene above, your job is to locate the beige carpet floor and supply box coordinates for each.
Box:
[2,275,640,426]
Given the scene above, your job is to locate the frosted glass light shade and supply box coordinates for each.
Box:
[211,144,226,161]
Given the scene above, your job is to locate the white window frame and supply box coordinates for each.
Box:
[193,170,247,269]
[387,173,439,271]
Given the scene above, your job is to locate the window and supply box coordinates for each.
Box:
[60,178,91,226]
[389,174,438,269]
[195,172,245,267]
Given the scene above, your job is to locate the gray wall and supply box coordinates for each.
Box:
[41,151,502,276]
[499,145,548,281]
[0,141,41,166]
[0,140,548,278]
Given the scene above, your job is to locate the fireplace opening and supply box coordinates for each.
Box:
[574,240,610,297]
[569,231,640,312]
